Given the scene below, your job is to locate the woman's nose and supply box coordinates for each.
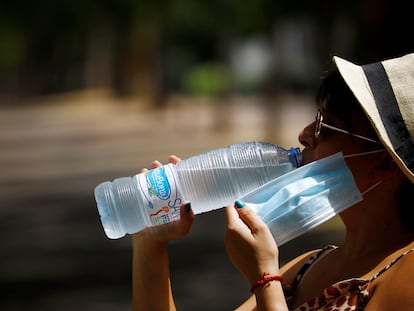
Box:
[298,122,316,149]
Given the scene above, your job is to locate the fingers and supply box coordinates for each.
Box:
[235,201,266,235]
[145,201,194,242]
[139,160,162,174]
[151,160,162,169]
[225,202,241,228]
[225,201,280,283]
[168,155,181,164]
[225,202,254,242]
[152,155,180,168]
[139,161,160,174]
[162,202,194,238]
[178,202,195,234]
[227,200,265,236]
[139,155,181,174]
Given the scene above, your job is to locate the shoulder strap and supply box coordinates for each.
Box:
[289,245,337,294]
[370,248,414,282]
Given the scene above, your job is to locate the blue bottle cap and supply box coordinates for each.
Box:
[289,147,302,167]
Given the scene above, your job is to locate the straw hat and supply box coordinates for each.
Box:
[333,53,414,183]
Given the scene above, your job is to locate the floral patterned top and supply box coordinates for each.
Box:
[284,245,413,311]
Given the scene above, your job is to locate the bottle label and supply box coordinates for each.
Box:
[137,164,183,226]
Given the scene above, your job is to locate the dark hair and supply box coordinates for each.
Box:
[316,69,379,143]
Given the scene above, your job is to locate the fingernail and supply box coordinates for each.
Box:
[184,202,192,213]
[235,200,245,208]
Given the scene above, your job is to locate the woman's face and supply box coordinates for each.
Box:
[299,100,379,163]
[298,100,384,191]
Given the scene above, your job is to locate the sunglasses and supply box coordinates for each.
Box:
[314,110,380,144]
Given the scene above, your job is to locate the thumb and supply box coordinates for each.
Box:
[173,201,195,235]
[179,201,195,227]
[148,202,194,240]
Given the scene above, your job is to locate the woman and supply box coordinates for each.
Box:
[132,53,414,310]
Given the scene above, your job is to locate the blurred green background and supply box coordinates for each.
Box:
[0,1,412,310]
[1,0,411,99]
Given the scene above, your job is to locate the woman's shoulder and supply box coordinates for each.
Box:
[378,247,414,281]
[367,248,414,310]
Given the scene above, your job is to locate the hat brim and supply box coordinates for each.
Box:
[333,55,414,183]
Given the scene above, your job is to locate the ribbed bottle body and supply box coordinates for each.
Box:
[176,142,296,213]
[94,142,301,239]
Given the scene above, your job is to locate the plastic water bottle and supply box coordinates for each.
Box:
[94,141,301,239]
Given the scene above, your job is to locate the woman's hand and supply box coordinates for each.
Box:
[140,155,182,173]
[132,155,193,311]
[224,200,280,285]
[225,201,289,310]
[132,202,194,311]
[134,155,194,246]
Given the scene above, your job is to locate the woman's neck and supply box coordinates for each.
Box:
[339,179,414,259]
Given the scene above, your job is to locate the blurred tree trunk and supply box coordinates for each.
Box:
[112,15,167,107]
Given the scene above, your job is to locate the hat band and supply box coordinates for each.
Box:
[362,62,414,173]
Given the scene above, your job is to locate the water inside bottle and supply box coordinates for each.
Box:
[176,163,294,214]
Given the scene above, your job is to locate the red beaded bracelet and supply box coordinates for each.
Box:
[251,272,283,293]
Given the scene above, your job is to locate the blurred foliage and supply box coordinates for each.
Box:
[182,63,230,96]
[0,0,412,101]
